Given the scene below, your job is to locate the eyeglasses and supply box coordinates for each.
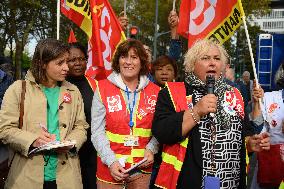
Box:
[67,57,87,64]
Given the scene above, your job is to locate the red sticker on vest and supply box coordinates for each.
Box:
[268,103,278,114]
[271,120,277,127]
[107,95,122,112]
[145,95,157,113]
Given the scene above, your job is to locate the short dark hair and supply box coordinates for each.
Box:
[112,39,149,75]
[69,42,88,59]
[31,38,70,83]
[152,55,178,77]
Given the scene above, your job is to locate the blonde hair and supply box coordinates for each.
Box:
[184,39,229,73]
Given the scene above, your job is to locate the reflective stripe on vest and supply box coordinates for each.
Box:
[106,129,152,143]
[155,82,189,189]
[115,149,145,164]
[161,138,189,172]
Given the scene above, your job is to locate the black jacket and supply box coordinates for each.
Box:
[152,83,254,189]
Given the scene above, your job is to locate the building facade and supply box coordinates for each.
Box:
[251,0,284,34]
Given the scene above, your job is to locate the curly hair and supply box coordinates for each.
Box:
[111,39,149,76]
[184,39,229,73]
[30,38,70,83]
[275,61,284,88]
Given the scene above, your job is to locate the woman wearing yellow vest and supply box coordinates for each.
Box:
[152,39,270,189]
[91,39,160,188]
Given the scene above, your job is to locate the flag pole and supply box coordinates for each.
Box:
[57,0,60,40]
[124,0,127,17]
[172,0,176,11]
[238,0,264,115]
[238,0,259,86]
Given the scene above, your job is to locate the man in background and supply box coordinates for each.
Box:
[242,71,254,116]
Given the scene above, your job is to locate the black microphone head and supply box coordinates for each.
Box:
[206,75,215,94]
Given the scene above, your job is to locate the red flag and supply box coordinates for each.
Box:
[68,29,77,43]
[177,0,244,47]
[88,0,126,80]
[60,0,126,80]
[60,0,92,37]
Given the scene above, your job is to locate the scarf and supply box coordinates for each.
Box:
[185,72,233,129]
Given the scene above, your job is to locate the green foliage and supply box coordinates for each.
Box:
[242,0,271,17]
[21,52,32,69]
[110,0,177,56]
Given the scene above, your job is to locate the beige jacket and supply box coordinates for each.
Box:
[0,71,89,189]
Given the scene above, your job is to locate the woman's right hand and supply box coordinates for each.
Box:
[194,94,217,118]
[109,161,128,181]
[32,130,56,148]
[252,81,264,102]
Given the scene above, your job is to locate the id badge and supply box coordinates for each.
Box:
[124,136,139,147]
[204,176,220,189]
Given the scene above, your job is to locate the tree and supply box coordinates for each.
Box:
[0,0,44,79]
[110,0,176,56]
[0,0,13,57]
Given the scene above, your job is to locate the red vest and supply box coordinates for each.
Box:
[155,82,246,189]
[96,79,160,184]
[85,75,97,91]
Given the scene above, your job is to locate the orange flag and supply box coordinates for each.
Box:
[68,29,77,43]
[177,0,244,47]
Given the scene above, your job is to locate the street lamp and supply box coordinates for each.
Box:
[153,0,171,60]
[153,0,159,60]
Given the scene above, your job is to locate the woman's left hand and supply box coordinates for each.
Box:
[55,143,75,154]
[258,132,270,150]
[248,132,270,152]
[139,149,154,168]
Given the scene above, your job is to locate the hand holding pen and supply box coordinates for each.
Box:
[32,123,56,148]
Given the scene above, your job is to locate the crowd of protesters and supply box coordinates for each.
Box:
[0,9,283,189]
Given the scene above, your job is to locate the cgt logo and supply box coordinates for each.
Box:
[63,93,72,103]
[189,0,217,35]
[99,6,112,71]
[268,103,278,114]
[146,95,157,113]
[91,3,113,71]
[107,95,122,112]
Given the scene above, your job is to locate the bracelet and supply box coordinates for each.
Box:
[189,108,199,124]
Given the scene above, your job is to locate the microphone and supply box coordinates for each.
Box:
[206,75,215,118]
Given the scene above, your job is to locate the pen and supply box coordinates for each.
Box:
[39,123,48,132]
